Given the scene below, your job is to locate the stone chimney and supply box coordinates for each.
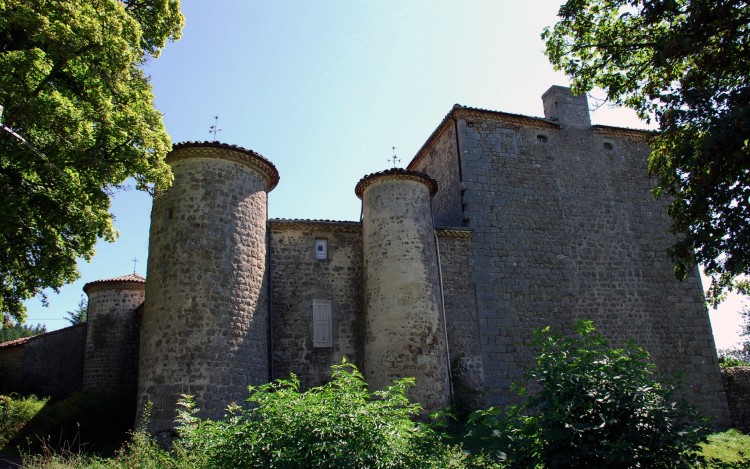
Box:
[542,86,591,128]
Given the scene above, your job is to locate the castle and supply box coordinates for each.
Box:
[0,86,732,431]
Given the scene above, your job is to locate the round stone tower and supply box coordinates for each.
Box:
[355,169,449,411]
[137,142,279,433]
[82,273,145,392]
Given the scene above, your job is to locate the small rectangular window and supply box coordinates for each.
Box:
[312,299,332,348]
[315,239,328,260]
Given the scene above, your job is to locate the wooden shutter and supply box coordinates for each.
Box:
[313,299,332,347]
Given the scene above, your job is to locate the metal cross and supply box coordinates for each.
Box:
[388,146,400,168]
[132,257,139,274]
[209,115,223,142]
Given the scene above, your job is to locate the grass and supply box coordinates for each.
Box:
[698,429,750,467]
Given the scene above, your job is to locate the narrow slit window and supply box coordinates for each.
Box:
[315,239,328,260]
[313,299,332,348]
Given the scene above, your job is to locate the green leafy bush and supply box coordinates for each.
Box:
[465,320,708,468]
[718,356,750,368]
[0,394,48,450]
[4,389,135,456]
[175,359,457,468]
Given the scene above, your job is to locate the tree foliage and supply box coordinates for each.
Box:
[464,320,707,468]
[64,295,88,325]
[0,0,183,323]
[174,360,458,469]
[543,0,750,304]
[0,322,46,342]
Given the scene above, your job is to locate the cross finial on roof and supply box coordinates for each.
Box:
[388,146,400,168]
[132,257,139,274]
[209,115,223,142]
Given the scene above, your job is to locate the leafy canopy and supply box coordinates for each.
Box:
[543,0,750,304]
[0,0,183,323]
[464,320,708,468]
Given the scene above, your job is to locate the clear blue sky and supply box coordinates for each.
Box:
[23,0,746,350]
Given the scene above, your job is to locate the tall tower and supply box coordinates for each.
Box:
[137,142,279,433]
[355,169,449,410]
[82,274,145,392]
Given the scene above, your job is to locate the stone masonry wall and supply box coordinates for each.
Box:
[436,229,484,392]
[722,367,750,431]
[269,220,364,388]
[0,340,25,394]
[139,146,274,433]
[0,324,87,400]
[451,113,728,424]
[416,122,464,226]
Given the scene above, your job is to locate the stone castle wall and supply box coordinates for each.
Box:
[436,229,484,391]
[722,367,750,432]
[269,220,364,387]
[409,102,729,424]
[0,324,87,399]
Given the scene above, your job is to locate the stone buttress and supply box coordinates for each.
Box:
[137,142,279,433]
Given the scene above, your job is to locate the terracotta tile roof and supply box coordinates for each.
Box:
[355,168,438,199]
[0,335,32,348]
[83,273,145,293]
[270,219,362,233]
[171,141,280,191]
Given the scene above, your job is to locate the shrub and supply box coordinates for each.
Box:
[175,359,456,468]
[5,389,135,456]
[0,394,48,450]
[719,356,750,368]
[465,320,708,468]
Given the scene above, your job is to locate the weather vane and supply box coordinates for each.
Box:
[132,257,139,274]
[209,115,223,142]
[388,146,400,168]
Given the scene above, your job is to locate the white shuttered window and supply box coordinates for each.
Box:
[313,299,332,347]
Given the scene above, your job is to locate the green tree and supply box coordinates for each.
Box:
[0,0,183,323]
[543,0,750,304]
[64,295,88,325]
[465,320,707,468]
[0,322,46,342]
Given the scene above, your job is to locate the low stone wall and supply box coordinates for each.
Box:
[0,324,87,400]
[722,366,750,432]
